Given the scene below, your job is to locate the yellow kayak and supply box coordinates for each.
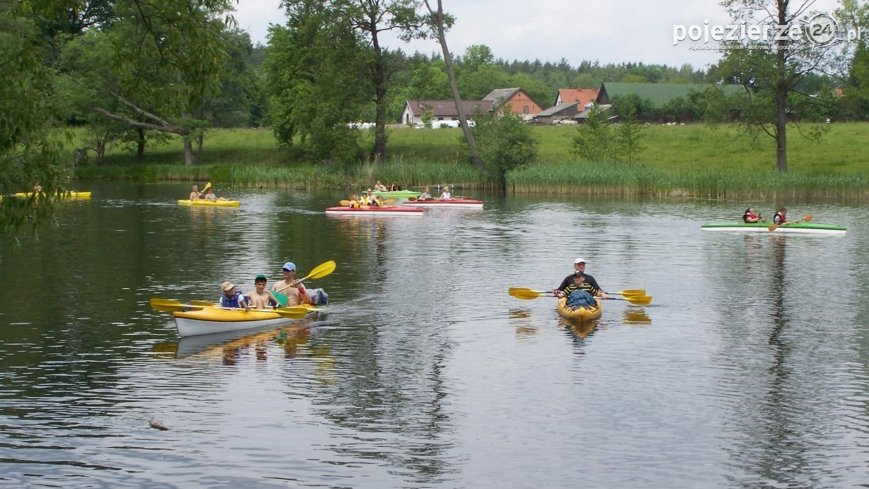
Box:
[14,191,92,200]
[177,199,240,207]
[173,304,317,337]
[556,297,603,323]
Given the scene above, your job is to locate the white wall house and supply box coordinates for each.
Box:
[401,100,493,127]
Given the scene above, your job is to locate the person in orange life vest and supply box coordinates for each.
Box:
[742,208,761,223]
[773,207,787,224]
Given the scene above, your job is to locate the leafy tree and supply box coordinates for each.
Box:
[67,0,235,165]
[461,44,495,70]
[611,94,654,121]
[614,108,646,164]
[572,107,613,162]
[472,110,537,194]
[278,0,427,162]
[204,29,260,129]
[263,4,370,162]
[0,1,68,239]
[404,54,451,99]
[836,0,869,120]
[716,0,847,172]
[455,45,509,99]
[56,29,138,164]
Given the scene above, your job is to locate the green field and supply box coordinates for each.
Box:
[71,123,869,199]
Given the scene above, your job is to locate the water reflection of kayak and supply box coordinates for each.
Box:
[404,198,484,208]
[14,191,92,199]
[325,205,423,216]
[174,321,312,359]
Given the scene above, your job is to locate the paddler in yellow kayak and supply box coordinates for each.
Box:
[218,281,250,309]
[245,274,280,309]
[272,261,329,306]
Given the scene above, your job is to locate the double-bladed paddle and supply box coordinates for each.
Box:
[148,297,313,318]
[507,287,653,305]
[273,260,336,306]
[149,298,205,312]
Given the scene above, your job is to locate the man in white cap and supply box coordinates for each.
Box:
[218,281,249,309]
[553,258,607,299]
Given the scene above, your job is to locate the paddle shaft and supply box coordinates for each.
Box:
[195,181,212,198]
[507,287,652,305]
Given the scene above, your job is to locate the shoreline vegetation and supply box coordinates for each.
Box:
[70,123,869,201]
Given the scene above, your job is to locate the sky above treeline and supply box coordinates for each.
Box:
[233,0,844,69]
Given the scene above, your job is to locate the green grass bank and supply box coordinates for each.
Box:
[71,123,869,200]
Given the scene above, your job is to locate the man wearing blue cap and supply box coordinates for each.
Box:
[271,261,330,307]
[271,262,308,307]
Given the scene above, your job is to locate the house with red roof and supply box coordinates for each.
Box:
[554,88,599,109]
[401,88,544,127]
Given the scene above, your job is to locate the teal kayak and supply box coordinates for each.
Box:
[701,221,846,236]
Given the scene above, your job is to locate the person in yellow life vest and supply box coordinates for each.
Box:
[374,195,385,207]
[348,195,360,208]
[359,191,370,207]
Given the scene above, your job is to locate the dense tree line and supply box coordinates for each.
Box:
[3,1,869,234]
[12,0,869,167]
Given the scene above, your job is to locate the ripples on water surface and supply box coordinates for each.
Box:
[0,183,867,488]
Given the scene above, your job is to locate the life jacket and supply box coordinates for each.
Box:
[774,211,786,224]
[219,291,246,308]
[564,282,598,297]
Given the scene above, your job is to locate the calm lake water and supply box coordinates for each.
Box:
[1,182,867,488]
